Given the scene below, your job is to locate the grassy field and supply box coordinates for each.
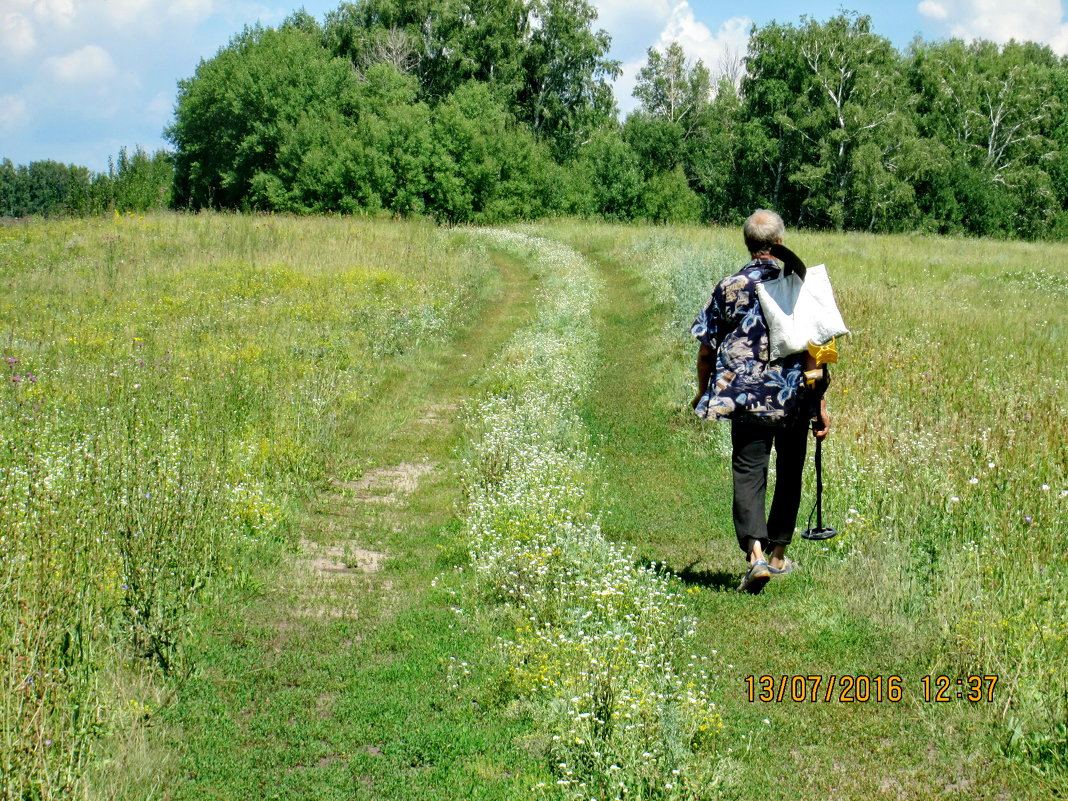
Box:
[0,213,493,798]
[1,214,1064,799]
[540,221,1067,798]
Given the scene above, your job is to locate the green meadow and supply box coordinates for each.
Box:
[1,214,1064,799]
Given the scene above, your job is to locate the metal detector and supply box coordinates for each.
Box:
[801,422,837,540]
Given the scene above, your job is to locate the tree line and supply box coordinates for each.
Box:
[5,5,1068,238]
[0,147,172,217]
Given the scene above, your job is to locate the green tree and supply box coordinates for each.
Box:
[908,38,1058,236]
[248,63,433,215]
[621,112,685,178]
[683,79,743,223]
[516,0,619,158]
[326,0,617,158]
[570,128,642,220]
[167,0,618,214]
[280,7,323,36]
[89,171,115,214]
[348,64,433,215]
[739,13,918,230]
[65,164,94,215]
[0,159,23,217]
[0,160,99,216]
[113,147,173,211]
[324,0,531,102]
[27,161,70,215]
[642,166,702,223]
[168,24,362,209]
[1047,59,1068,236]
[633,41,711,137]
[427,81,557,222]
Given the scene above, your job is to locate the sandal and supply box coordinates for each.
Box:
[737,559,772,594]
[768,558,799,576]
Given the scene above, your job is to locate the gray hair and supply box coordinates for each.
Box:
[743,209,784,254]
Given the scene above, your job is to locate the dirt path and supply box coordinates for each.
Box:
[166,242,552,800]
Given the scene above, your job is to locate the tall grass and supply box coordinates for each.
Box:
[454,230,731,800]
[0,212,488,798]
[599,223,1067,783]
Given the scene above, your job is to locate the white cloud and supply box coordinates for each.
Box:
[918,0,1068,53]
[917,1,949,20]
[594,0,672,29]
[593,0,673,57]
[104,0,153,26]
[104,0,216,28]
[1,11,36,58]
[169,0,215,20]
[593,0,751,73]
[43,44,117,84]
[0,94,29,131]
[614,57,645,114]
[3,0,218,32]
[612,4,752,114]
[32,0,76,26]
[1,0,290,169]
[655,7,751,78]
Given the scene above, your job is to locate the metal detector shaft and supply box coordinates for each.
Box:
[814,437,824,531]
[801,419,836,540]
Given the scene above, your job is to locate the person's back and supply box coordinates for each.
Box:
[691,209,830,594]
[691,255,808,424]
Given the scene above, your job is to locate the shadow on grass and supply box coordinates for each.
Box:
[639,558,738,592]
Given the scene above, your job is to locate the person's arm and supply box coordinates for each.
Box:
[693,342,715,409]
[690,286,723,409]
[812,393,830,439]
[803,342,834,439]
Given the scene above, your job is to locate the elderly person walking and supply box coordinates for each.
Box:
[691,209,830,594]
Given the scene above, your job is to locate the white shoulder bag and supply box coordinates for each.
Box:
[754,264,849,360]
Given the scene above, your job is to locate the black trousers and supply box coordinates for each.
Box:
[730,418,810,554]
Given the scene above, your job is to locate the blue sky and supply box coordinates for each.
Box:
[2,0,1066,171]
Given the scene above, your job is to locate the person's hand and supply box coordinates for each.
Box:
[812,403,830,440]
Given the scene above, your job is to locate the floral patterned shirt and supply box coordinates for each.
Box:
[690,256,811,425]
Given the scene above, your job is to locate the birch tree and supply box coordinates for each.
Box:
[634,41,712,136]
[909,39,1059,235]
[739,13,919,229]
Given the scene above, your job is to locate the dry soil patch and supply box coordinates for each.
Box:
[299,538,386,574]
[330,460,436,503]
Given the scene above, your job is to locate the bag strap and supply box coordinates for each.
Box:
[769,243,807,279]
